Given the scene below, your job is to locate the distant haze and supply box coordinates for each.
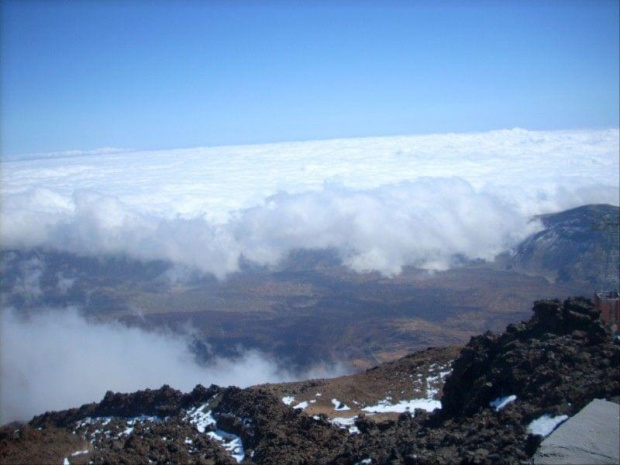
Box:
[1,129,618,278]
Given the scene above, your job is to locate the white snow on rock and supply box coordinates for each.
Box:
[527,414,569,437]
[489,395,517,411]
[185,403,245,463]
[362,398,440,414]
[74,415,165,442]
[76,414,159,431]
[207,430,245,463]
[330,416,360,434]
[62,451,90,465]
[282,396,295,406]
[425,366,453,397]
[332,398,351,411]
[75,416,113,428]
[293,401,308,410]
[185,404,216,433]
[127,415,161,423]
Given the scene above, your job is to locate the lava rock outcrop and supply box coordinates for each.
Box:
[442,297,617,418]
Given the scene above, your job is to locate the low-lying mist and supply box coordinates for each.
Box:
[0,307,347,424]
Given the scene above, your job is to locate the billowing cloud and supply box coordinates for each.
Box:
[0,180,540,278]
[234,179,540,275]
[1,128,618,278]
[0,307,343,423]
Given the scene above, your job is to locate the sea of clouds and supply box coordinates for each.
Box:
[1,128,619,423]
[2,128,618,278]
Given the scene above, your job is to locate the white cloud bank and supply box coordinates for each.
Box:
[0,307,335,424]
[1,128,618,278]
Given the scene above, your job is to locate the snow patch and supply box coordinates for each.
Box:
[185,404,216,433]
[527,414,569,437]
[75,416,113,428]
[282,396,295,406]
[126,415,160,423]
[490,395,517,411]
[293,401,308,410]
[207,430,245,463]
[185,403,245,462]
[332,398,351,411]
[330,416,360,434]
[425,368,451,398]
[362,398,440,414]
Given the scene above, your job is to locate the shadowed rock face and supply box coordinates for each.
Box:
[509,204,620,286]
[442,297,616,418]
[2,298,619,464]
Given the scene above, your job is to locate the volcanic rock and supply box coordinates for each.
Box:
[2,297,618,464]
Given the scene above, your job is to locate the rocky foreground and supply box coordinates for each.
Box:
[2,297,619,464]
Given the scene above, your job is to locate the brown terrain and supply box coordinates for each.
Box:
[2,247,587,371]
[117,263,588,370]
[257,346,460,422]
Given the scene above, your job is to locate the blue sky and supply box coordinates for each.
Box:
[1,0,618,156]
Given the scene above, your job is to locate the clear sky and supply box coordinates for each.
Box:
[1,0,618,157]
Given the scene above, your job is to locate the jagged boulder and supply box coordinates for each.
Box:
[441,298,618,419]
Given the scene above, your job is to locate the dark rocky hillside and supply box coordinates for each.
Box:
[2,297,618,464]
[507,204,619,288]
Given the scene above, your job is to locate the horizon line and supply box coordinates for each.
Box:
[3,125,619,163]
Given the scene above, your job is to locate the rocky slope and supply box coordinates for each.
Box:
[507,204,619,288]
[1,298,618,464]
